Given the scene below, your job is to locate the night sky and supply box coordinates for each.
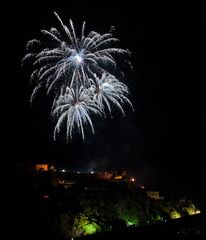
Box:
[3,3,206,207]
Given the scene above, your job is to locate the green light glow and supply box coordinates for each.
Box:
[121,215,139,227]
[127,221,135,226]
[170,210,181,219]
[83,223,98,235]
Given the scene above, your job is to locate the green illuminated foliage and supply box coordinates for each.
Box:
[71,213,101,237]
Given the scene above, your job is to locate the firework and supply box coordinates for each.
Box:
[23,12,133,141]
[53,86,101,140]
[91,73,133,116]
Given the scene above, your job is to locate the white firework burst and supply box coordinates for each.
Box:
[22,12,129,99]
[91,73,133,116]
[22,12,133,141]
[53,86,101,141]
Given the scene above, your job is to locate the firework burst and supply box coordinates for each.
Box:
[23,12,133,141]
[53,86,101,140]
[91,73,134,116]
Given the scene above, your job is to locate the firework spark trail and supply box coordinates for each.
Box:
[53,86,102,140]
[22,12,134,141]
[91,73,134,116]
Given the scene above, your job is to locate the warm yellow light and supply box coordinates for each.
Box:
[114,175,122,180]
[170,210,181,219]
[58,179,65,184]
[36,164,48,171]
[185,207,201,215]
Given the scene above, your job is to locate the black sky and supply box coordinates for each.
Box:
[3,2,206,207]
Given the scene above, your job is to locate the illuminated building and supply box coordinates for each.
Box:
[35,163,56,171]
